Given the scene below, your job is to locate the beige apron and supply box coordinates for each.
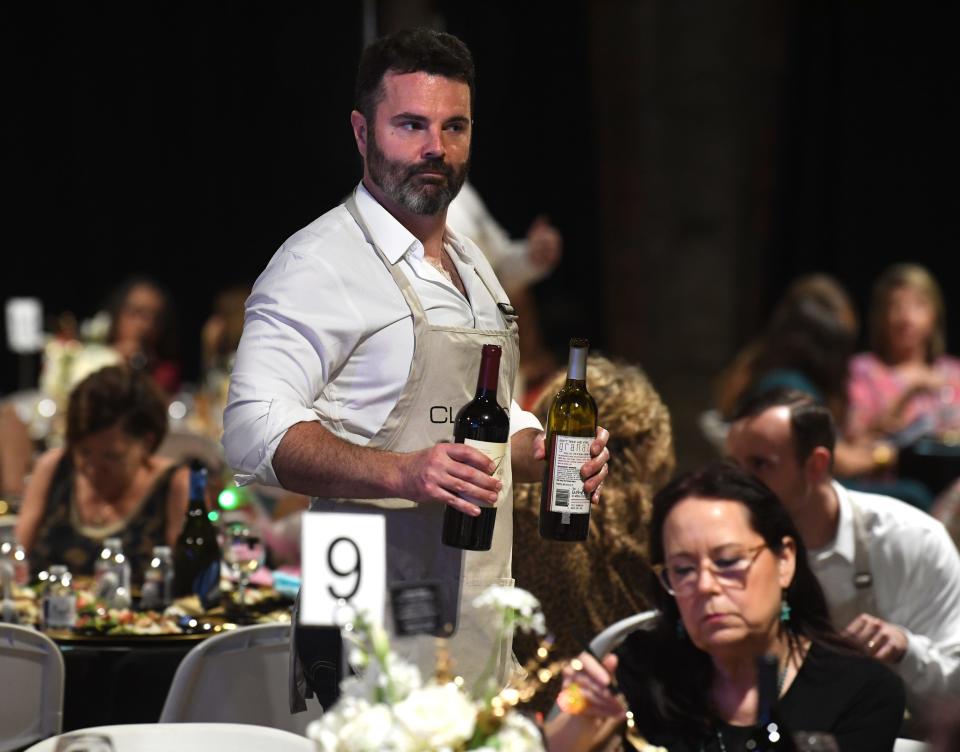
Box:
[291,192,520,710]
[827,499,879,630]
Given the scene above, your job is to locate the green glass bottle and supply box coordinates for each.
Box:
[173,462,221,607]
[539,338,597,541]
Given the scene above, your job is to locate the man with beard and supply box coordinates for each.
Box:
[222,28,609,709]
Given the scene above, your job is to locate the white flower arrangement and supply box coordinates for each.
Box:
[306,585,549,752]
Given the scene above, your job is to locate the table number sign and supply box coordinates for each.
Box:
[299,512,386,627]
[5,297,44,354]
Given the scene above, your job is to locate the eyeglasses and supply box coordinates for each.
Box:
[652,544,768,596]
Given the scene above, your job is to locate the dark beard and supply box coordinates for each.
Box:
[366,129,469,215]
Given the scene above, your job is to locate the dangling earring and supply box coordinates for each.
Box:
[676,619,686,639]
[780,597,792,623]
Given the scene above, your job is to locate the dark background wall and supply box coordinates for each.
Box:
[5,2,958,468]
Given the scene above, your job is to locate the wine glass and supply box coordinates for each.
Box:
[223,522,266,610]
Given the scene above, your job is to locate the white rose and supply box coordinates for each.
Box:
[306,696,372,751]
[492,712,547,752]
[338,703,414,752]
[393,683,476,749]
[384,653,422,700]
[472,586,546,635]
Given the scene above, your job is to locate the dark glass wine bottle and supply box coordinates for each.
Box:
[442,344,509,551]
[539,338,597,541]
[173,461,222,607]
[752,654,799,751]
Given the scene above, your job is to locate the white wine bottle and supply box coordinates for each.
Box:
[539,338,597,541]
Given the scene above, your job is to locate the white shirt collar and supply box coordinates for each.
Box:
[354,182,421,264]
[813,480,856,564]
[353,182,476,268]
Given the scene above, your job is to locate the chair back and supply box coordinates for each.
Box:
[159,623,324,733]
[588,610,659,657]
[0,623,65,751]
[25,722,314,752]
[893,739,930,752]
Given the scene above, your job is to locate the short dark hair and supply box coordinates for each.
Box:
[354,28,475,122]
[638,461,846,742]
[66,365,168,453]
[732,388,836,464]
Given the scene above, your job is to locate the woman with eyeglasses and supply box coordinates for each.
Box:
[546,462,904,752]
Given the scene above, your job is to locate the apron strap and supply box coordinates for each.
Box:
[345,193,430,334]
[849,499,879,616]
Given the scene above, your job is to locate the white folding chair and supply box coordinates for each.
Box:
[25,722,314,752]
[893,739,930,752]
[588,610,660,658]
[159,622,325,733]
[0,623,65,751]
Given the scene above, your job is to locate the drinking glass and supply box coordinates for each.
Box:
[223,522,266,608]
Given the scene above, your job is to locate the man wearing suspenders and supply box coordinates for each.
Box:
[727,389,960,713]
[222,29,609,709]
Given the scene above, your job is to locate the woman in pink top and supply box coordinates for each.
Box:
[847,263,960,443]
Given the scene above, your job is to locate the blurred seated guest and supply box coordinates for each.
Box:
[546,462,904,752]
[715,274,924,502]
[513,355,674,669]
[716,273,859,425]
[201,285,250,375]
[106,276,182,395]
[446,181,562,297]
[447,181,562,408]
[16,366,189,580]
[0,403,33,500]
[847,263,960,444]
[193,284,251,439]
[727,390,960,712]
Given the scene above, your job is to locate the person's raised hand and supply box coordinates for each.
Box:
[558,651,624,719]
[844,612,908,663]
[526,216,562,269]
[581,427,610,505]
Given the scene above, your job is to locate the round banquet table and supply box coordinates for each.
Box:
[25,722,315,752]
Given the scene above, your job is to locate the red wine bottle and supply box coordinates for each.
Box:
[442,344,509,551]
[539,338,597,541]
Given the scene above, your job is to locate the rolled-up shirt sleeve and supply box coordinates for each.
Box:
[509,400,542,437]
[892,520,960,703]
[223,248,362,487]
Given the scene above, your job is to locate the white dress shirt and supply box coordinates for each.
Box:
[223,182,541,487]
[810,481,960,703]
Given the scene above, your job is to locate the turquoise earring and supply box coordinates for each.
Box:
[780,598,792,623]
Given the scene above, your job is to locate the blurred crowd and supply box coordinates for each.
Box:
[1,232,958,745]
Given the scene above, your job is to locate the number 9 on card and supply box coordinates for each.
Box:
[299,512,385,628]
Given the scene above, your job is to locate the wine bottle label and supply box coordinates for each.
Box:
[548,434,592,514]
[462,438,509,507]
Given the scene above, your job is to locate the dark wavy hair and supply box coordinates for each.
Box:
[354,28,475,122]
[66,365,168,453]
[630,461,849,742]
